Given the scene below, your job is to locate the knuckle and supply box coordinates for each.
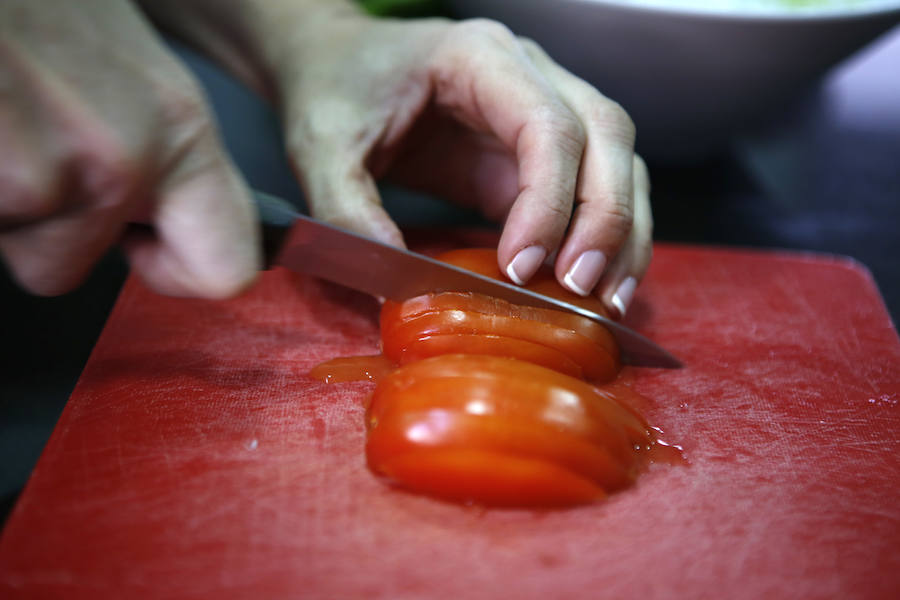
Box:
[159,80,211,128]
[532,105,586,156]
[170,105,217,150]
[155,91,234,186]
[75,145,140,214]
[543,198,574,224]
[586,99,636,145]
[597,195,634,243]
[158,85,220,154]
[457,18,517,46]
[517,36,543,56]
[0,171,59,221]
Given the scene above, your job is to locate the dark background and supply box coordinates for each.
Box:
[3,27,899,527]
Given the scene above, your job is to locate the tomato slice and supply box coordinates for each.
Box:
[382,309,618,382]
[373,450,606,507]
[391,334,584,378]
[382,291,618,360]
[365,355,654,506]
[369,355,648,459]
[379,248,621,382]
[367,410,634,491]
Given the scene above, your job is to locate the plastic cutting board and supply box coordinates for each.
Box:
[2,233,899,600]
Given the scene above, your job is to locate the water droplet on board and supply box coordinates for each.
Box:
[867,394,898,407]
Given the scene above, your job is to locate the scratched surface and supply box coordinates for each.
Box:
[1,234,899,600]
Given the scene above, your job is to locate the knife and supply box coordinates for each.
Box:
[254,190,682,369]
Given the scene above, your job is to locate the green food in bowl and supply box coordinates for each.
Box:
[358,0,444,17]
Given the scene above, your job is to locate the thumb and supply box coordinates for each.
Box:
[123,131,261,299]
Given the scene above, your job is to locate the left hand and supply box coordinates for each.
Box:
[141,1,652,317]
[273,14,651,317]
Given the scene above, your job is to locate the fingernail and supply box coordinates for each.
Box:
[563,250,607,296]
[611,276,637,318]
[506,246,547,285]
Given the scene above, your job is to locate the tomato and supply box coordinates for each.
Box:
[382,291,618,360]
[382,305,618,382]
[380,248,621,384]
[365,354,653,507]
[389,334,584,379]
[313,247,678,507]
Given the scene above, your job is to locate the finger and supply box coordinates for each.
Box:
[432,20,586,284]
[0,154,134,296]
[0,207,128,296]
[597,155,653,319]
[0,107,66,229]
[520,39,636,297]
[286,100,405,249]
[0,87,140,295]
[123,129,261,300]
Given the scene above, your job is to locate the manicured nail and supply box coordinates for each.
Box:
[563,250,607,296]
[506,246,547,285]
[611,276,637,317]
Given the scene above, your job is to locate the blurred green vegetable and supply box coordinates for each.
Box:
[358,0,445,17]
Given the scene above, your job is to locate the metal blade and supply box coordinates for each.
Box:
[255,190,682,368]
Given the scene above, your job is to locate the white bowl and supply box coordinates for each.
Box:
[446,0,900,162]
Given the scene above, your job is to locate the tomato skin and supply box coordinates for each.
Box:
[367,410,633,491]
[365,355,652,506]
[382,308,618,382]
[382,291,617,358]
[369,356,647,452]
[373,450,606,508]
[391,334,584,379]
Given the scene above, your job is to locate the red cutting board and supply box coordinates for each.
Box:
[2,233,899,600]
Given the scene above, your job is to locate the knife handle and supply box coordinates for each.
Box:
[252,190,301,270]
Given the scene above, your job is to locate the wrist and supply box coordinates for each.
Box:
[136,0,369,104]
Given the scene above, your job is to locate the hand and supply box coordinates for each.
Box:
[138,0,652,317]
[0,0,259,298]
[273,13,651,317]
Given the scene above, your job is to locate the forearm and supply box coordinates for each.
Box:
[135,0,365,103]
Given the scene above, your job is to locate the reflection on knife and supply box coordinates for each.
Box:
[253,190,682,369]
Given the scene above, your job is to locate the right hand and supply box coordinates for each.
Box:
[0,0,259,298]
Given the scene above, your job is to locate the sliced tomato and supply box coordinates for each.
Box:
[369,356,648,461]
[382,291,617,359]
[367,410,634,491]
[365,354,653,506]
[359,248,666,507]
[379,248,620,382]
[373,450,606,507]
[382,307,618,382]
[391,333,583,378]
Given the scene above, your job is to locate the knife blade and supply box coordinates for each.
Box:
[254,190,682,368]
